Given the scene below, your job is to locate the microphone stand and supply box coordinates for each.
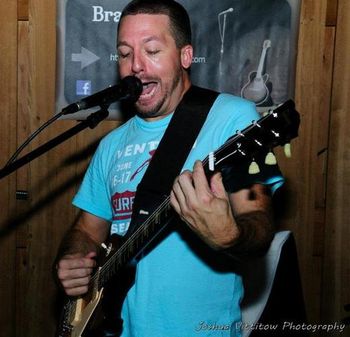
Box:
[0,106,109,180]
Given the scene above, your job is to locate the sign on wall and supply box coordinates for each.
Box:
[56,0,301,119]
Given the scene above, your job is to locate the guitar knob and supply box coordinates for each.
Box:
[284,143,292,158]
[248,160,260,174]
[265,151,277,165]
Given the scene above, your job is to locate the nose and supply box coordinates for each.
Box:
[131,51,144,75]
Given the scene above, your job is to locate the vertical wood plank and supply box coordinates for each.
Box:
[313,27,335,256]
[16,20,31,337]
[323,0,350,325]
[17,21,30,248]
[21,1,118,335]
[24,0,76,334]
[277,0,329,323]
[0,0,17,336]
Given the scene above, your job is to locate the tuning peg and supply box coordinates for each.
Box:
[249,160,260,174]
[284,143,292,158]
[265,151,277,165]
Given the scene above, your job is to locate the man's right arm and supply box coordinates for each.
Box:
[56,211,110,296]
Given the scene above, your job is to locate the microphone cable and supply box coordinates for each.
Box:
[3,111,63,168]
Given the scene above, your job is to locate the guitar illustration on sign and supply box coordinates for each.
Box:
[241,39,271,105]
[55,100,300,337]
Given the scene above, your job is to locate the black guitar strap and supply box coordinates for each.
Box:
[126,85,219,236]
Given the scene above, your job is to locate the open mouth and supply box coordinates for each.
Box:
[139,81,158,100]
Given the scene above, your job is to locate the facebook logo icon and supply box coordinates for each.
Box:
[76,80,92,96]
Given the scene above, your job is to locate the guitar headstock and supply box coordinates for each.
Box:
[259,99,299,147]
[203,100,300,175]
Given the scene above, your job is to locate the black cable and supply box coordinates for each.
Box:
[4,112,63,168]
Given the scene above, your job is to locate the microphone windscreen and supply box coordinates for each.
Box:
[121,76,143,101]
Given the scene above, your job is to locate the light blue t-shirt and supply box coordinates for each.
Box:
[73,93,283,337]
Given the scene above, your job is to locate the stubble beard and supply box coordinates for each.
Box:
[135,69,182,119]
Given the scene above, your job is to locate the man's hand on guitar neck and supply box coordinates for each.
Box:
[170,160,274,255]
[171,160,238,250]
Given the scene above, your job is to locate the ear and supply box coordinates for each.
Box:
[180,45,193,69]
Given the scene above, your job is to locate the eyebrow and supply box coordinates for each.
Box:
[117,35,164,48]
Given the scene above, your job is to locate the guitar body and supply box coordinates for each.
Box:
[55,275,104,337]
[55,235,136,337]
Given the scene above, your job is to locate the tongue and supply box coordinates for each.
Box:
[142,83,156,95]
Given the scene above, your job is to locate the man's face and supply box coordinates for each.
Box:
[117,14,192,120]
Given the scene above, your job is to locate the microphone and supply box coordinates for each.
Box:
[62,76,143,115]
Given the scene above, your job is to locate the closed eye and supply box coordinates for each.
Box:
[119,52,130,59]
[147,50,160,55]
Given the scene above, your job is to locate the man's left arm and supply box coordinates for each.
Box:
[170,160,274,256]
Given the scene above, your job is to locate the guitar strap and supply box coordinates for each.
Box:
[126,85,219,236]
[100,86,219,336]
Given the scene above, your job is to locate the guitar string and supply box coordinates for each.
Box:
[90,195,172,286]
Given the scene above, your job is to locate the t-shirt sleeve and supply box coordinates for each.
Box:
[72,141,113,222]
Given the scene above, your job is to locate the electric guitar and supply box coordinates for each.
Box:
[241,40,271,105]
[55,99,300,337]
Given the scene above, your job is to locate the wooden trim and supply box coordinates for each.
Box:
[326,0,338,26]
[18,0,29,21]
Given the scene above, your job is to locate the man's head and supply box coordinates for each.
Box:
[119,0,192,49]
[117,0,193,120]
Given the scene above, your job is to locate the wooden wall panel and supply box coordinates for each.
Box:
[278,0,329,322]
[0,0,18,336]
[323,0,350,325]
[15,20,30,337]
[17,1,118,335]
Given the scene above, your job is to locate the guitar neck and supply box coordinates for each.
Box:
[97,199,175,289]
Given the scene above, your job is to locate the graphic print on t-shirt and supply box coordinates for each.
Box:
[110,142,159,235]
[130,150,156,181]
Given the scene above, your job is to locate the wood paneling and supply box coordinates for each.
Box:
[18,1,118,335]
[0,0,17,336]
[323,0,350,325]
[1,0,350,335]
[16,20,30,337]
[281,0,329,322]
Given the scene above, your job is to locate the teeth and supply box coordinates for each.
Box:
[142,82,153,88]
[140,82,156,99]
